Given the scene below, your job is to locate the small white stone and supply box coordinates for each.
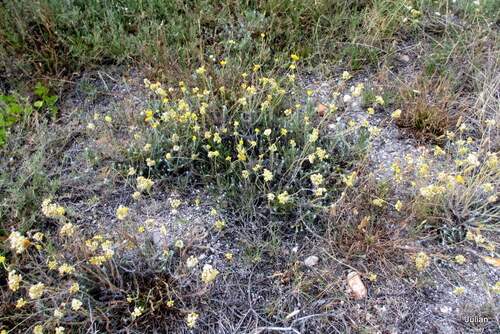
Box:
[304,255,319,267]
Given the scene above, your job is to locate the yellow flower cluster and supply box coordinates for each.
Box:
[116,205,129,220]
[41,198,65,218]
[201,264,219,283]
[8,231,30,254]
[60,223,76,236]
[8,270,22,291]
[131,306,144,319]
[415,252,430,271]
[419,184,446,199]
[28,282,45,299]
[137,176,154,191]
[186,312,199,328]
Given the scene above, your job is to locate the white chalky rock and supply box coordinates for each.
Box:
[304,255,319,267]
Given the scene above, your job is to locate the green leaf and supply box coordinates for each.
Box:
[35,82,48,97]
[34,101,43,108]
[8,102,22,114]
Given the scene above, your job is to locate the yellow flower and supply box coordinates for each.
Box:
[368,274,377,281]
[132,192,141,200]
[453,287,465,294]
[41,198,65,218]
[137,176,154,191]
[306,90,313,96]
[54,308,64,319]
[482,183,493,192]
[58,263,76,275]
[202,264,219,283]
[215,220,225,229]
[220,60,227,65]
[210,209,217,216]
[455,255,466,264]
[69,282,80,293]
[290,54,299,61]
[138,226,145,233]
[310,174,324,187]
[225,253,233,259]
[116,205,129,220]
[315,188,327,196]
[71,298,83,311]
[186,256,199,268]
[391,109,402,119]
[342,71,351,80]
[131,306,144,320]
[262,169,273,182]
[166,300,175,307]
[277,191,290,204]
[367,107,375,115]
[187,312,199,328]
[16,298,27,308]
[372,198,384,207]
[28,282,45,299]
[433,146,446,156]
[395,200,403,212]
[33,325,43,334]
[8,231,30,254]
[208,151,220,158]
[104,116,112,122]
[309,128,319,142]
[60,223,76,236]
[175,240,184,249]
[415,252,430,271]
[8,270,22,291]
[375,95,384,105]
[48,260,58,270]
